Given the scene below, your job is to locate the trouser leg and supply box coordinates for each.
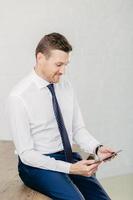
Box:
[69,174,111,200]
[18,152,111,200]
[18,157,85,200]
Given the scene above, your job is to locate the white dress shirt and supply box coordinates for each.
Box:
[7,69,100,174]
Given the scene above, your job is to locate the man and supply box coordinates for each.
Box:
[7,33,112,200]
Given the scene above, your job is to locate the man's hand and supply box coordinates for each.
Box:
[97,146,115,161]
[69,160,101,176]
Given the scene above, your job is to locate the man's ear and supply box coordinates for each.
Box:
[36,52,44,61]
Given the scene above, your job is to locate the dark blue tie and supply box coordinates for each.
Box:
[47,84,73,163]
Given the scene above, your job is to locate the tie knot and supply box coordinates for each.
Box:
[47,84,55,95]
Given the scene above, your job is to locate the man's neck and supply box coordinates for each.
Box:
[34,66,50,83]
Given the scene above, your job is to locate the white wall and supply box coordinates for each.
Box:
[0,0,133,178]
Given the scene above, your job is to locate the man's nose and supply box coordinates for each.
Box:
[59,65,65,74]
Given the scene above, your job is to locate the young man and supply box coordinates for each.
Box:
[7,33,112,199]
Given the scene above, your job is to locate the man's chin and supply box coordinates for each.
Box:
[54,79,60,83]
[53,77,61,83]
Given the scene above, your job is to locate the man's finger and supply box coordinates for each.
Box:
[81,159,98,165]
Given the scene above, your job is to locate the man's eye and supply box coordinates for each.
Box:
[56,64,62,67]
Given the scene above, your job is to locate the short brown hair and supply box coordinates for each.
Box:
[35,32,72,58]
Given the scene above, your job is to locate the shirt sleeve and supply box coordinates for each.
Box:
[6,95,71,174]
[72,88,100,154]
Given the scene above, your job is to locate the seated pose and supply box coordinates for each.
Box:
[7,32,113,200]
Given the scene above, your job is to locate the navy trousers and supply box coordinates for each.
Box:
[18,152,111,200]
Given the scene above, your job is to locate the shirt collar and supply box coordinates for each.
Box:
[31,68,50,89]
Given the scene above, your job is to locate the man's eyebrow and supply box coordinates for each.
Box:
[56,61,70,65]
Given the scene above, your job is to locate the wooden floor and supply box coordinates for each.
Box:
[0,141,52,200]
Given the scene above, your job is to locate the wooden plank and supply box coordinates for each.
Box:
[0,141,51,200]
